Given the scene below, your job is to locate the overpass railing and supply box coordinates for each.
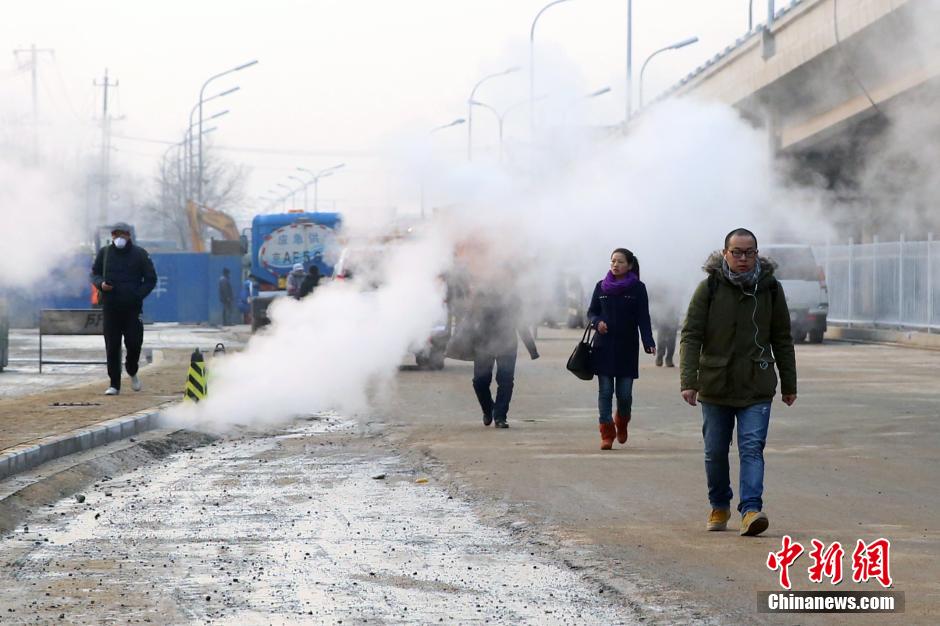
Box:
[815,235,938,332]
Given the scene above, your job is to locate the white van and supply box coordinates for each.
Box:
[763,244,829,343]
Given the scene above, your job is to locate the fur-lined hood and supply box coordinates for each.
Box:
[702,250,778,277]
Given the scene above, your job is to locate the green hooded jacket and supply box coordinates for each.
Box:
[679,251,797,407]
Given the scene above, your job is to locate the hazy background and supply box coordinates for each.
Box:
[0,0,770,225]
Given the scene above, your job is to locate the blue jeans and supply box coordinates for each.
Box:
[472,351,517,421]
[701,402,771,514]
[597,375,634,424]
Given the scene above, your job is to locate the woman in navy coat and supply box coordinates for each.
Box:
[587,248,655,449]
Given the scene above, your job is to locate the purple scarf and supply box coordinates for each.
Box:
[601,270,638,295]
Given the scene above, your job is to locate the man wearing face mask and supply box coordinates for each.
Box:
[90,223,157,396]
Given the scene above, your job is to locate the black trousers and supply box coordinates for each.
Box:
[103,307,143,389]
[472,349,518,421]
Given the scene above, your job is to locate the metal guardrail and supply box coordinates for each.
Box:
[815,235,937,332]
[38,309,108,372]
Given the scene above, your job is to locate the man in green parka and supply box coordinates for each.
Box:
[680,228,797,537]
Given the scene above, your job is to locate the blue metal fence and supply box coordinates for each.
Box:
[3,252,242,327]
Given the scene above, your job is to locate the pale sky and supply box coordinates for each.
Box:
[1,0,770,224]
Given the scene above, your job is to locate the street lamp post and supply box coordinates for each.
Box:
[626,0,632,122]
[186,110,229,200]
[424,119,465,218]
[638,36,699,108]
[469,100,505,161]
[467,67,519,161]
[297,163,345,211]
[530,0,575,139]
[288,175,308,211]
[186,86,238,199]
[276,182,294,210]
[197,60,258,203]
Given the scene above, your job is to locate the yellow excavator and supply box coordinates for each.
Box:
[186,200,241,252]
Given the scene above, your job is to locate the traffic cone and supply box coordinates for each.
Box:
[184,348,208,402]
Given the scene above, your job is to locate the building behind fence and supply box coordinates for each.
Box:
[816,235,937,332]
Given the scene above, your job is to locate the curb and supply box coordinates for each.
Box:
[0,407,166,482]
[827,325,940,351]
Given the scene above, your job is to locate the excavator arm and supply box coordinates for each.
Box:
[186,200,240,252]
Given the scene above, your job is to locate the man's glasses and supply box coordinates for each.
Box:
[728,248,757,259]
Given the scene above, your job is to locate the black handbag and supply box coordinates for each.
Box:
[566,326,595,380]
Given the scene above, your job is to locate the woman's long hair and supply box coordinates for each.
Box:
[611,248,640,280]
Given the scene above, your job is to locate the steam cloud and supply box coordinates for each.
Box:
[169,96,832,430]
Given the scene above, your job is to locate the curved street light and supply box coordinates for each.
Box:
[638,36,699,109]
[431,118,466,134]
[288,174,309,211]
[297,163,346,211]
[197,60,258,202]
[466,67,519,161]
[530,0,575,138]
[276,182,296,210]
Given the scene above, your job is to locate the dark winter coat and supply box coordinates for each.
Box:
[219,275,234,305]
[679,252,797,407]
[90,242,157,312]
[587,279,655,378]
[470,290,538,359]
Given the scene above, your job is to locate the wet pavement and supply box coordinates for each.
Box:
[0,416,634,624]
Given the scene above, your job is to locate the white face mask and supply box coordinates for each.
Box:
[113,237,128,249]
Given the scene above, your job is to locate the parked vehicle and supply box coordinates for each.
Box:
[248,211,342,332]
[763,244,829,343]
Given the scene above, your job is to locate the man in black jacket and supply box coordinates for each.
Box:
[90,223,157,395]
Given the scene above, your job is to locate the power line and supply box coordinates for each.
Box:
[110,132,387,158]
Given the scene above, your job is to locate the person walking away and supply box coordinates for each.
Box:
[90,222,157,395]
[298,265,321,299]
[286,263,306,298]
[654,298,680,367]
[587,248,655,450]
[679,228,797,537]
[219,267,235,325]
[470,286,539,429]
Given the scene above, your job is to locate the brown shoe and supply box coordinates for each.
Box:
[740,511,769,536]
[599,422,616,450]
[707,508,731,531]
[614,411,631,444]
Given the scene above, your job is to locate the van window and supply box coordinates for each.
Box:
[765,248,819,281]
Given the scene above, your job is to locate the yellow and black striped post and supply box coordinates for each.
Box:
[185,348,208,402]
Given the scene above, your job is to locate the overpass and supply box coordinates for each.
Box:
[659,0,940,236]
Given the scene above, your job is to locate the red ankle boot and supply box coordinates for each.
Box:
[599,422,616,450]
[614,411,631,444]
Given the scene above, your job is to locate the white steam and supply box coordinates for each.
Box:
[0,157,85,289]
[171,97,831,430]
[165,230,452,428]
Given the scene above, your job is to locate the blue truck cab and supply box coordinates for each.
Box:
[250,212,343,290]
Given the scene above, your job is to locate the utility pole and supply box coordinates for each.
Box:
[12,44,54,164]
[94,69,119,226]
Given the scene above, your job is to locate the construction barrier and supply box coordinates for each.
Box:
[184,348,207,402]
